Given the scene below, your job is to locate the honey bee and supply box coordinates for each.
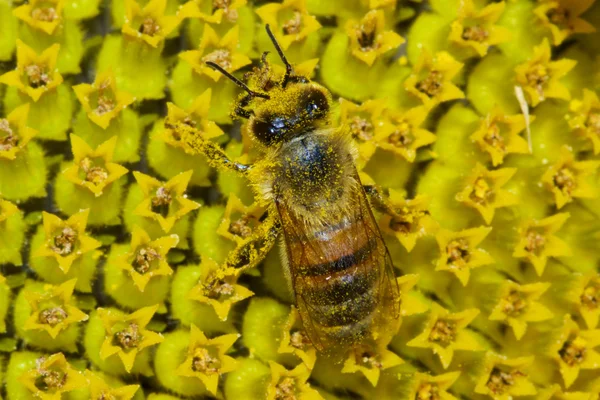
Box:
[187,25,400,354]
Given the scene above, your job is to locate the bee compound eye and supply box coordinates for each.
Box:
[252,115,287,145]
[301,89,329,119]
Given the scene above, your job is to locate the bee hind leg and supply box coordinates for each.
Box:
[362,185,397,216]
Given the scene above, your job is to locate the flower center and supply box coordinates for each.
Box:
[140,17,160,36]
[24,64,50,88]
[133,246,160,274]
[228,216,254,239]
[97,391,117,400]
[213,0,238,21]
[39,306,68,326]
[151,186,172,217]
[581,280,600,310]
[559,337,587,366]
[461,25,489,42]
[283,11,303,35]
[205,276,235,299]
[202,49,232,70]
[387,123,413,148]
[428,319,457,346]
[52,226,78,255]
[446,238,471,269]
[80,157,109,185]
[31,5,58,22]
[586,112,600,135]
[275,377,299,400]
[547,6,570,27]
[417,71,443,97]
[0,119,17,152]
[524,229,545,256]
[553,167,576,195]
[484,123,506,152]
[114,323,141,350]
[355,16,378,51]
[416,382,441,400]
[191,347,221,374]
[349,116,374,142]
[469,177,493,205]
[35,366,67,392]
[502,290,527,317]
[290,330,311,350]
[486,367,522,395]
[94,80,116,116]
[525,64,549,98]
[357,349,382,369]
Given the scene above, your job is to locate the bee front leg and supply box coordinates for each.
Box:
[363,185,397,216]
[182,127,250,175]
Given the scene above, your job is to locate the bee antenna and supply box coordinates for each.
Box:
[205,61,270,100]
[265,24,293,88]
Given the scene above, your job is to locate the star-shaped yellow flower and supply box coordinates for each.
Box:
[567,89,600,154]
[133,170,201,233]
[374,106,436,162]
[339,98,386,165]
[434,226,494,286]
[85,370,140,400]
[455,163,518,224]
[187,257,254,321]
[62,135,129,197]
[0,104,38,160]
[256,0,322,50]
[176,324,239,395]
[513,212,571,276]
[404,51,464,108]
[341,342,403,387]
[407,304,482,368]
[548,315,600,388]
[541,145,600,209]
[23,279,89,339]
[121,0,182,48]
[470,106,530,166]
[379,191,437,252]
[98,305,164,373]
[179,25,251,81]
[345,9,404,66]
[0,41,63,102]
[514,39,576,107]
[449,0,511,57]
[488,280,553,340]
[73,70,136,129]
[474,352,537,399]
[216,194,265,245]
[574,273,600,329]
[534,0,596,46]
[0,197,19,222]
[408,371,461,400]
[155,89,224,153]
[278,307,317,369]
[178,0,247,24]
[115,226,179,292]
[12,0,65,35]
[33,209,102,274]
[19,353,88,400]
[266,362,323,400]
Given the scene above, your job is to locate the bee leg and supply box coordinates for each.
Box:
[363,185,397,216]
[222,207,282,274]
[182,128,250,174]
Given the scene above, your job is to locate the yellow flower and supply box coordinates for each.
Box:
[514,39,576,107]
[378,191,437,252]
[121,0,182,48]
[434,226,494,286]
[345,9,404,66]
[178,0,247,24]
[19,353,88,399]
[407,371,461,400]
[407,304,482,369]
[179,25,251,81]
[278,307,317,369]
[548,315,600,388]
[132,170,201,233]
[541,146,600,209]
[339,98,386,165]
[0,41,63,102]
[187,257,254,321]
[574,273,600,329]
[404,51,464,108]
[266,362,323,400]
[176,324,239,395]
[98,305,164,373]
[449,0,511,57]
[217,194,265,245]
[73,70,136,129]
[474,352,537,399]
[455,163,518,224]
[534,0,596,46]
[0,104,38,160]
[23,279,88,339]
[567,89,600,154]
[488,280,553,340]
[256,0,322,50]
[374,106,436,162]
[12,0,65,35]
[115,226,179,292]
[341,342,403,387]
[155,89,224,152]
[33,209,101,274]
[513,212,571,276]
[62,135,129,197]
[86,370,141,400]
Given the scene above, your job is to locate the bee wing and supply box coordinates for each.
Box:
[275,172,400,353]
